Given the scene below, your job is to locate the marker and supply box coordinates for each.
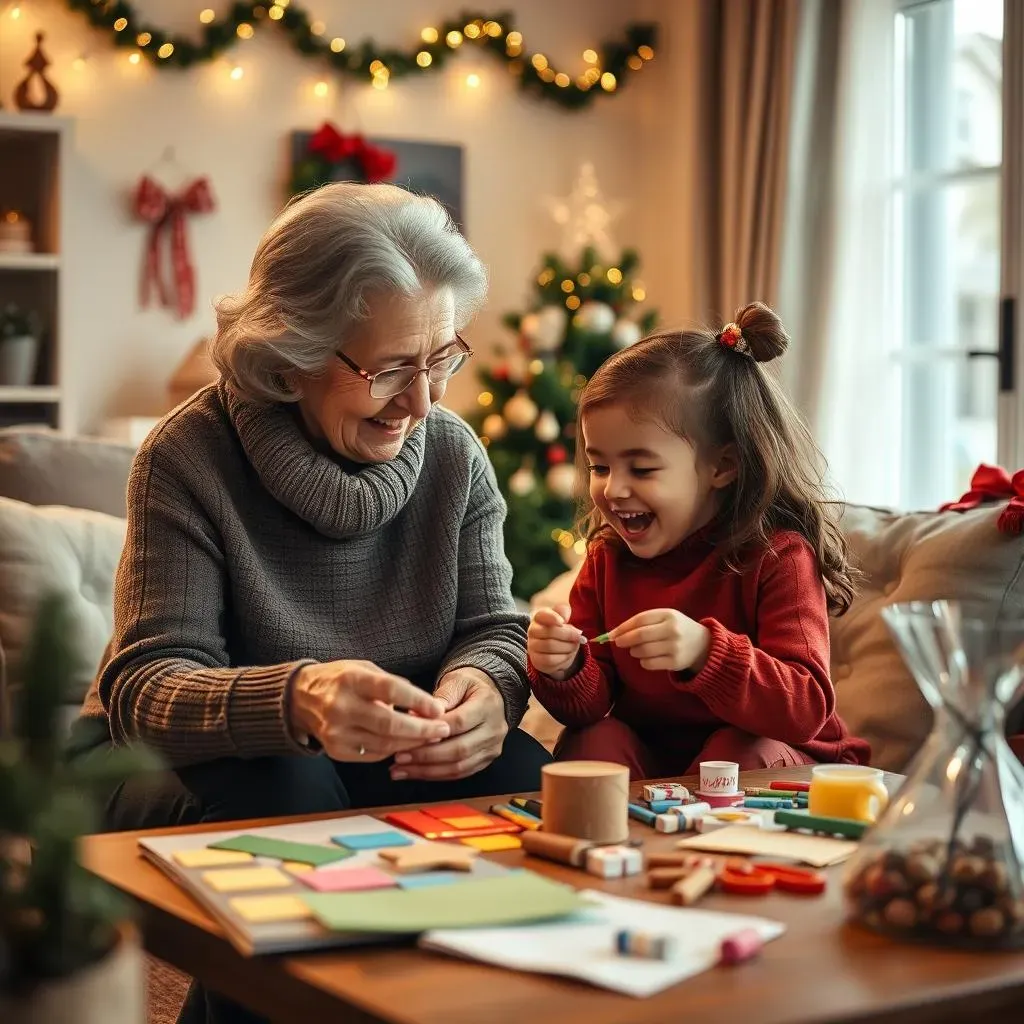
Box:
[490,805,541,831]
[510,797,543,819]
[773,809,867,840]
[745,787,798,798]
[770,780,810,793]
[647,798,683,814]
[628,802,657,826]
[743,797,797,810]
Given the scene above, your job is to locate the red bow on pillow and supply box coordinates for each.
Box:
[306,122,397,182]
[940,463,1024,535]
[133,175,216,320]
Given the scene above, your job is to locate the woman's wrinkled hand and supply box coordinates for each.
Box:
[289,659,450,761]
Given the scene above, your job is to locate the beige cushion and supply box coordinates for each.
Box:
[0,427,135,518]
[524,503,1024,771]
[0,496,126,707]
[835,503,1024,771]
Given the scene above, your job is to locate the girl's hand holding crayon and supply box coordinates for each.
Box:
[609,608,711,673]
[527,603,586,680]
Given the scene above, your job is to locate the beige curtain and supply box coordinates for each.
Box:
[777,0,846,422]
[696,0,801,318]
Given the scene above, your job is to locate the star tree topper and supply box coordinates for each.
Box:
[546,162,624,262]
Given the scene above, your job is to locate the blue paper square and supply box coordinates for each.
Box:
[332,831,414,851]
[395,872,464,889]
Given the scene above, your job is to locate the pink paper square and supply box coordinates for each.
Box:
[299,866,398,893]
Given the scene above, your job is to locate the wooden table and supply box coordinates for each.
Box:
[80,766,1024,1024]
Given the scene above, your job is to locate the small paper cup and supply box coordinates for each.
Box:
[699,760,739,794]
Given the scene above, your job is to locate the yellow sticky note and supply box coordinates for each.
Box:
[461,834,523,852]
[173,848,254,868]
[230,895,313,923]
[442,814,497,830]
[282,861,313,876]
[202,867,292,893]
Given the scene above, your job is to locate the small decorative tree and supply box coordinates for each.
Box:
[0,594,159,999]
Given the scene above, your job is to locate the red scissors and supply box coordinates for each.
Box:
[717,861,826,896]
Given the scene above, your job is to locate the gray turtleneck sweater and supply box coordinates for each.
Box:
[80,382,530,768]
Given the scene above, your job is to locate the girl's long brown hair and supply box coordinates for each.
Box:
[575,301,858,615]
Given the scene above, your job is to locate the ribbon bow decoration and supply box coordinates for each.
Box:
[133,175,216,320]
[940,463,1024,535]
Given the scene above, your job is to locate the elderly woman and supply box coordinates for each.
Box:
[78,182,550,840]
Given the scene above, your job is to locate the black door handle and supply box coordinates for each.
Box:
[966,297,1015,393]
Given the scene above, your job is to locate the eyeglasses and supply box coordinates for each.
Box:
[335,335,474,399]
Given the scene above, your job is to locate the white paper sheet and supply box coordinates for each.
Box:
[420,890,785,998]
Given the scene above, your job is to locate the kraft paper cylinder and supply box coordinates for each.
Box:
[541,760,630,843]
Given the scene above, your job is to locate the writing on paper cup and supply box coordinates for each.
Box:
[699,760,739,795]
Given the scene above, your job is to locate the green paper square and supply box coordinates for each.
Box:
[302,871,587,933]
[208,834,354,867]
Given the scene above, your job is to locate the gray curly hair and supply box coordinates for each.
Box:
[211,182,488,402]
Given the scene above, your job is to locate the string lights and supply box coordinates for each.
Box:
[63,2,656,111]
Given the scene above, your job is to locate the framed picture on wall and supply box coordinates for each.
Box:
[289,130,465,233]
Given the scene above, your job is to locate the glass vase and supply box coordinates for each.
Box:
[843,600,1024,950]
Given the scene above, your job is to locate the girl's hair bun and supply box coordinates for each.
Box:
[733,301,789,363]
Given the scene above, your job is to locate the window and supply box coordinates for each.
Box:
[892,0,1002,508]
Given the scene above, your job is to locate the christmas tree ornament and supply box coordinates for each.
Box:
[547,444,569,465]
[535,410,560,443]
[529,305,568,353]
[503,390,539,430]
[509,464,537,496]
[482,413,507,440]
[546,462,578,500]
[506,350,528,384]
[612,318,643,349]
[14,32,60,112]
[574,301,616,335]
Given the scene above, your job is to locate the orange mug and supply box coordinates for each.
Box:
[809,764,889,823]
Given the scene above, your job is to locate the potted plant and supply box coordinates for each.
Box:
[0,304,42,388]
[0,594,160,1022]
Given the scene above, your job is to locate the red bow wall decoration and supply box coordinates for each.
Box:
[133,175,216,320]
[940,463,1024,535]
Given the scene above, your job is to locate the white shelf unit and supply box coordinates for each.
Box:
[0,111,70,430]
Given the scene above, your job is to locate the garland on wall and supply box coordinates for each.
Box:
[65,2,657,111]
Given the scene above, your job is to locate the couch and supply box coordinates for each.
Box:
[2,424,1021,770]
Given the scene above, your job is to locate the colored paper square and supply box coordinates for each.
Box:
[172,848,254,868]
[383,810,447,839]
[395,872,464,889]
[230,895,313,923]
[440,814,497,830]
[422,802,481,821]
[332,831,413,851]
[299,866,399,893]
[208,834,352,867]
[202,867,292,893]
[383,810,520,840]
[461,834,523,852]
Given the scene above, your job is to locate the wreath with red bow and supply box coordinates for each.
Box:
[289,123,398,198]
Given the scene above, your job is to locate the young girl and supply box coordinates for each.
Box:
[527,302,871,779]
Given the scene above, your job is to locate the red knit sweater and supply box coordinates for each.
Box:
[528,526,870,765]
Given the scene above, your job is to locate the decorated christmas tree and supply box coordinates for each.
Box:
[469,166,657,599]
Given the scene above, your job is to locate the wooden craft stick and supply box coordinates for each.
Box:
[671,866,717,906]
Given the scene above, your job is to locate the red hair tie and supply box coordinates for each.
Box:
[718,322,750,356]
